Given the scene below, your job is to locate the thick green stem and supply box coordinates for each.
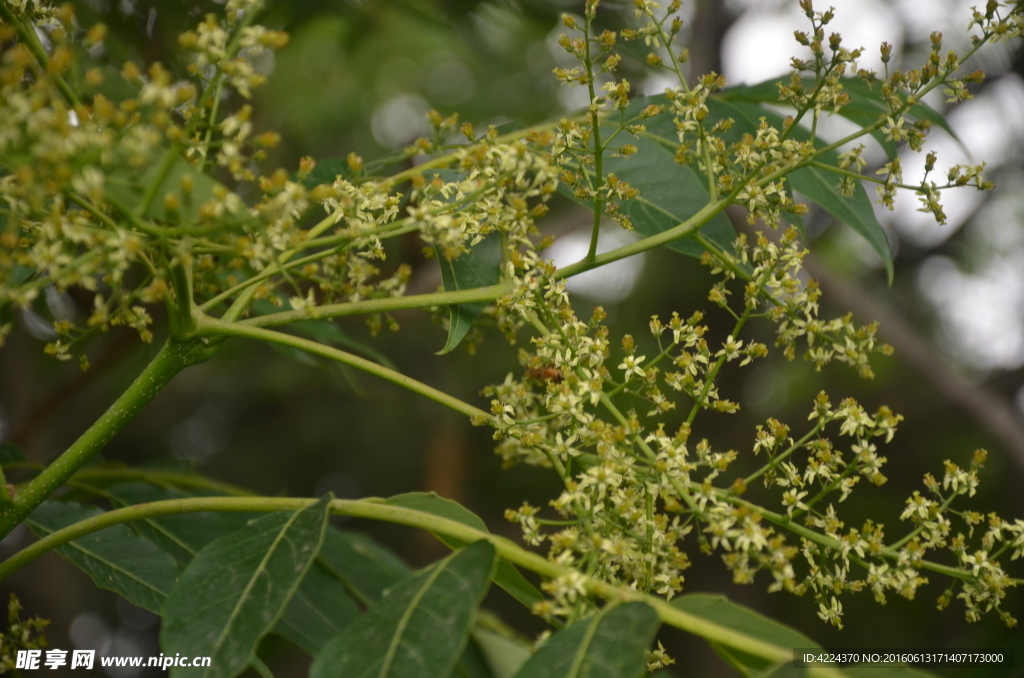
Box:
[0,339,218,539]
[168,261,198,338]
[0,495,845,678]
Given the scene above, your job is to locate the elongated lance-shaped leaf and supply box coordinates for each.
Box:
[473,629,532,678]
[160,495,332,678]
[598,125,738,258]
[274,561,361,657]
[673,594,820,678]
[317,527,412,606]
[638,93,893,281]
[108,483,357,657]
[387,492,544,611]
[436,231,503,355]
[512,602,660,678]
[310,540,497,678]
[27,501,181,614]
[719,76,961,160]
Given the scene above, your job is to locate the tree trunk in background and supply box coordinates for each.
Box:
[688,0,731,79]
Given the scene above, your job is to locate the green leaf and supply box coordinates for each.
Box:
[310,540,497,678]
[315,523,499,672]
[511,602,660,678]
[160,495,332,678]
[300,157,353,189]
[719,76,960,160]
[789,162,893,281]
[671,593,819,678]
[0,442,25,465]
[105,154,230,224]
[436,231,502,354]
[27,501,181,614]
[555,113,736,261]
[836,77,960,148]
[317,527,412,606]
[455,639,500,678]
[274,561,361,657]
[387,492,544,610]
[106,483,357,658]
[639,92,892,279]
[601,129,738,258]
[718,77,897,159]
[473,629,532,678]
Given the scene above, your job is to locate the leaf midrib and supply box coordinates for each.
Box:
[564,606,609,678]
[207,510,306,674]
[377,553,456,678]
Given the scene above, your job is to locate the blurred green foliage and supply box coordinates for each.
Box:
[2,1,1024,676]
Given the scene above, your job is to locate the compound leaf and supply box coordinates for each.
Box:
[107,483,356,658]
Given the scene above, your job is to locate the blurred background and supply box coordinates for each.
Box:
[2,0,1024,675]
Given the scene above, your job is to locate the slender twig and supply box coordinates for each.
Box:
[583,11,605,263]
[0,3,81,109]
[197,315,488,420]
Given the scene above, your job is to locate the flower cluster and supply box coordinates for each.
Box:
[0,1,298,359]
[3,0,518,358]
[410,140,558,260]
[488,220,1019,629]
